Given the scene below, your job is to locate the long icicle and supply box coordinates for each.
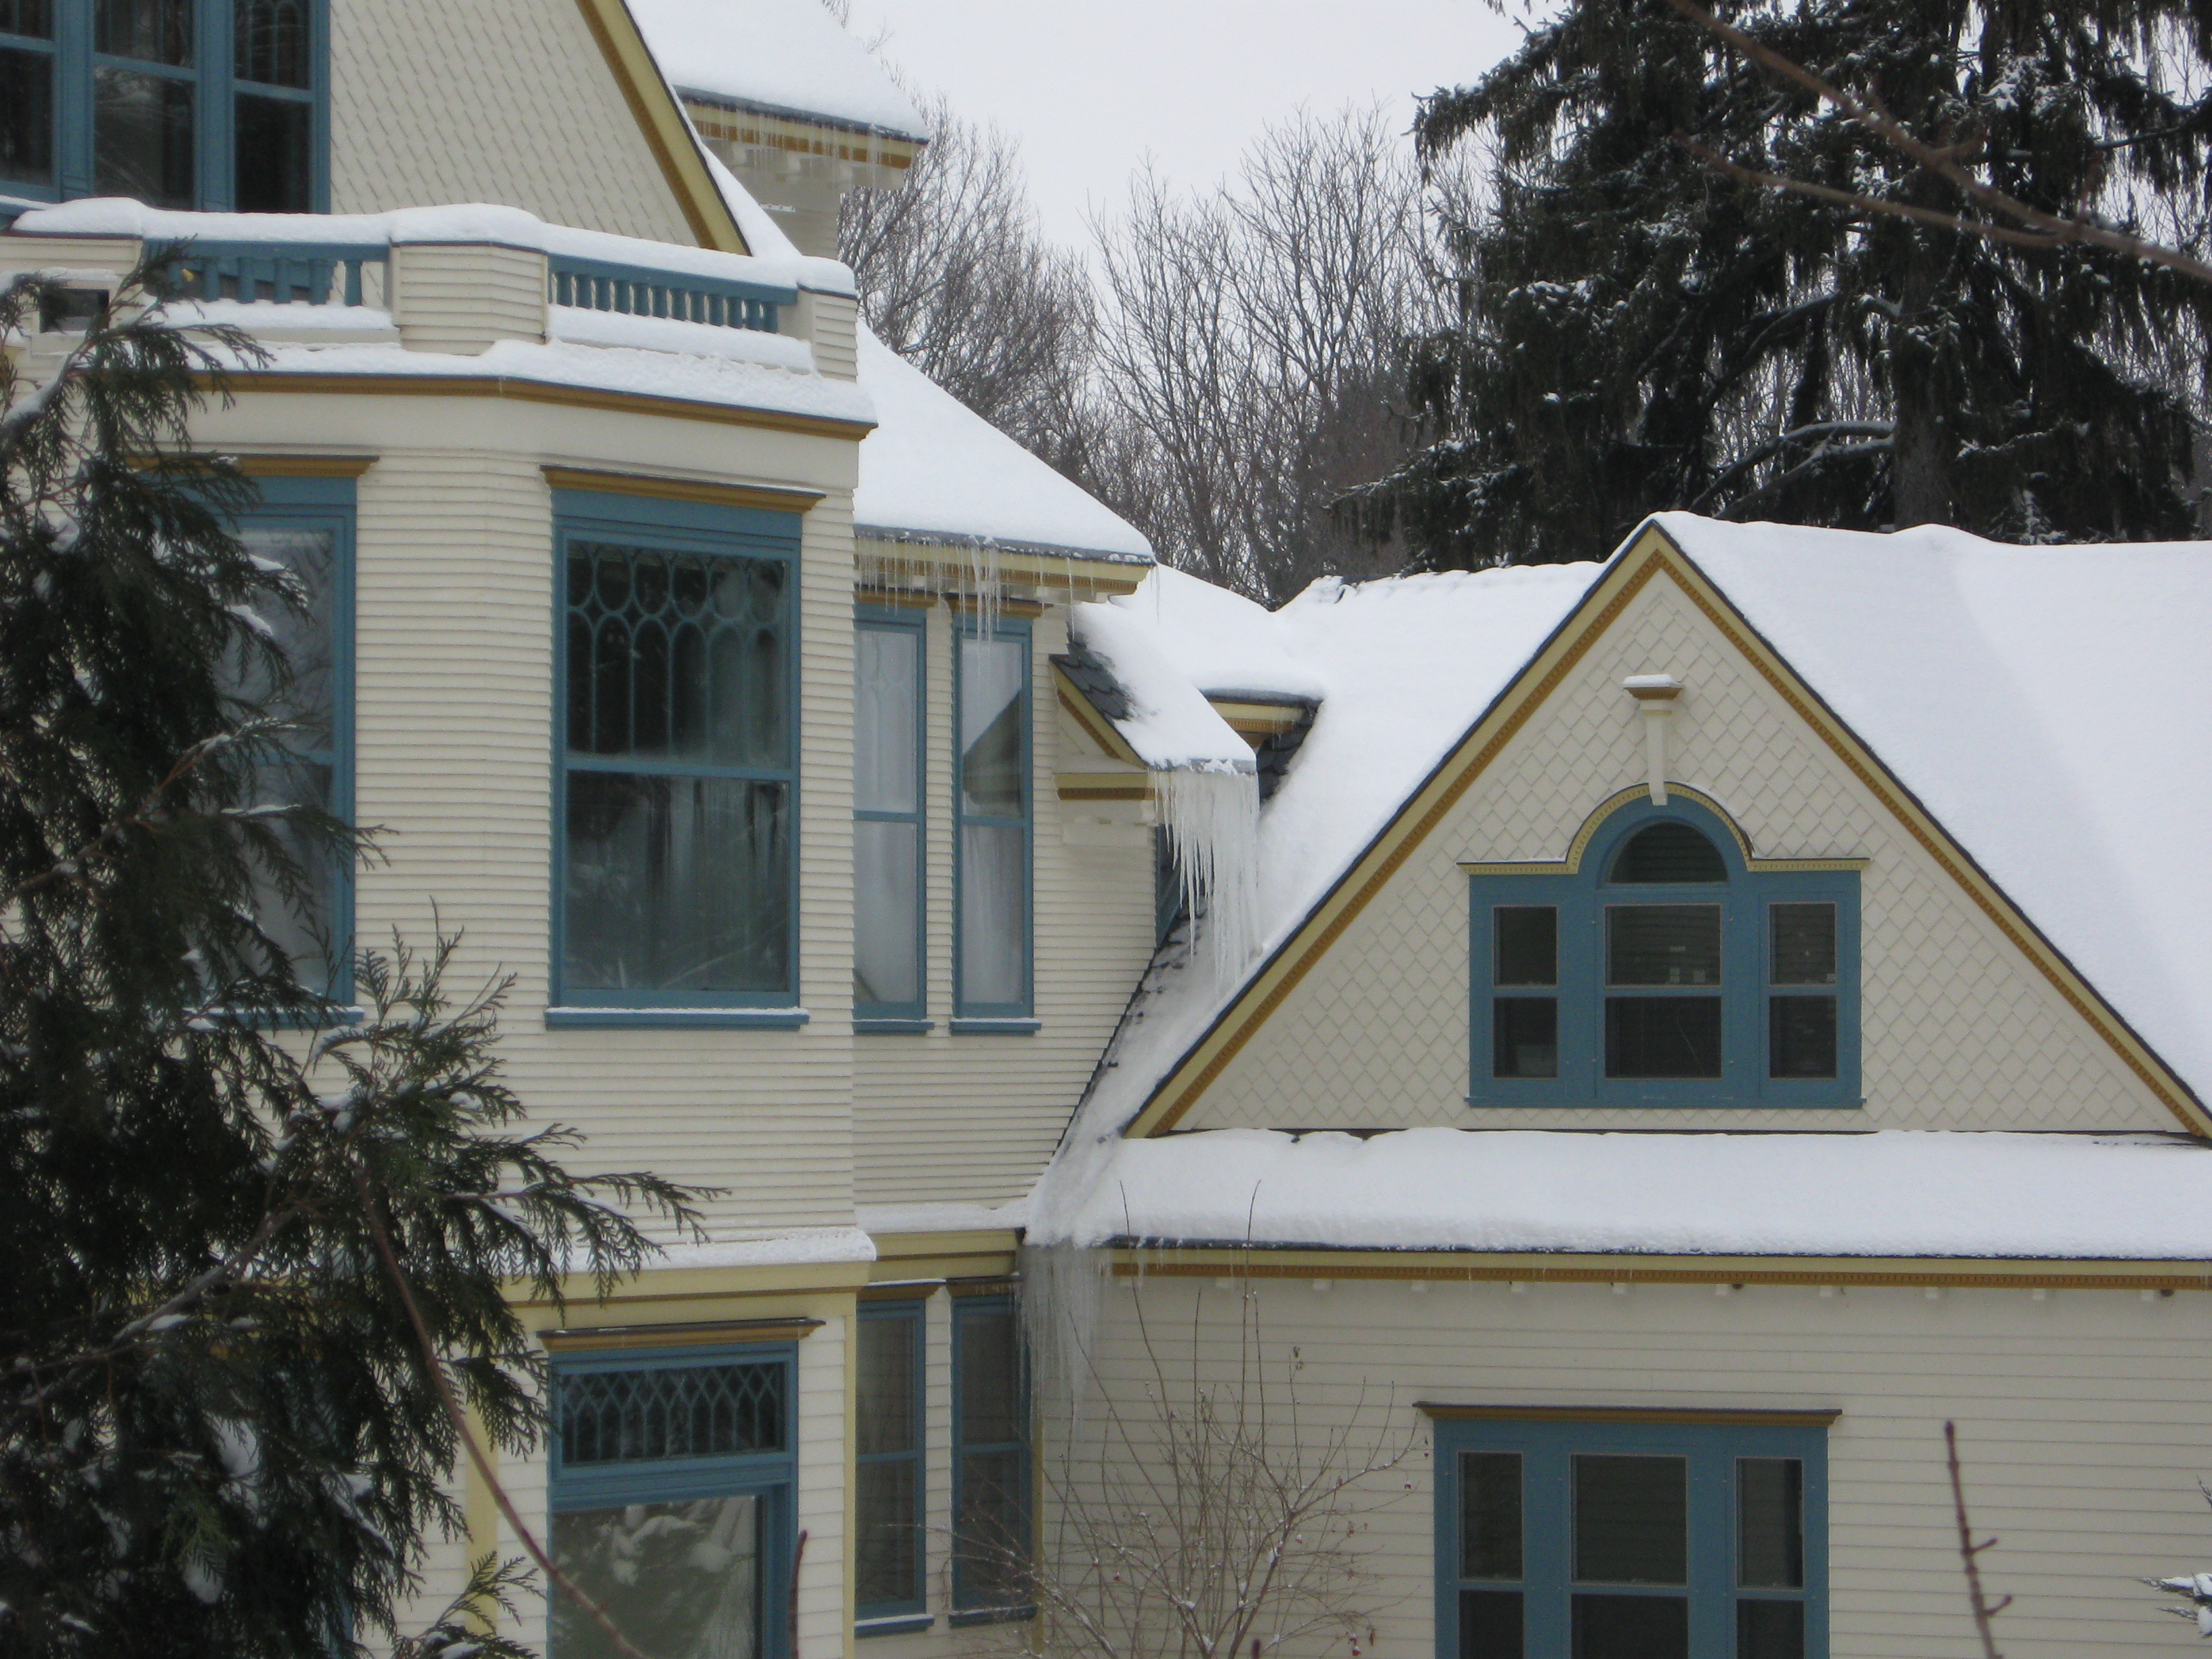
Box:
[1154,764,1261,991]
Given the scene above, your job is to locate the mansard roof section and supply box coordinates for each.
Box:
[854,325,1152,565]
[626,0,932,141]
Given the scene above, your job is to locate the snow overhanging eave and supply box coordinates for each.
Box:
[673,83,932,146]
[1092,1234,2212,1263]
[855,523,1155,567]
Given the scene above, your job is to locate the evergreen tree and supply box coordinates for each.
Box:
[1361,0,2212,566]
[0,263,698,1658]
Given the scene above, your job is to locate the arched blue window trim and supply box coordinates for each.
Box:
[1467,794,1862,1109]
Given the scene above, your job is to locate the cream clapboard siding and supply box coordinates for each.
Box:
[390,243,549,352]
[329,0,698,244]
[855,602,1160,1208]
[1180,569,2176,1135]
[1070,1275,2212,1659]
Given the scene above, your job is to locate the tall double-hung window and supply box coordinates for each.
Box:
[1467,798,1860,1107]
[554,488,801,1023]
[855,1299,927,1627]
[1435,1411,1828,1659]
[229,472,352,1001]
[854,608,925,1026]
[951,1293,1030,1620]
[954,618,1031,1025]
[1,1,327,212]
[550,1345,798,1659]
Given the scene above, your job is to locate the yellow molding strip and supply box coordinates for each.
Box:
[855,585,937,610]
[859,1280,944,1300]
[945,594,1047,619]
[947,1275,1019,1297]
[1059,781,1151,802]
[540,1315,825,1350]
[542,465,823,513]
[205,371,874,439]
[1126,525,2210,1139]
[1109,1250,2212,1292]
[570,0,745,254]
[856,535,1152,598]
[230,452,377,478]
[1417,1403,1841,1427]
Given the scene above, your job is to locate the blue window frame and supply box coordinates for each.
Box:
[1468,797,1860,1107]
[231,472,352,1004]
[1434,1414,1828,1659]
[855,607,926,1031]
[550,487,804,1027]
[856,1298,928,1629]
[0,1,329,212]
[949,1292,1030,1621]
[952,616,1033,1027]
[550,1343,798,1659]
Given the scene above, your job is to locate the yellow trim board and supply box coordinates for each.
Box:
[571,0,746,254]
[543,465,823,513]
[1123,525,2210,1139]
[205,371,873,439]
[230,452,377,478]
[856,535,1152,598]
[1109,1248,2212,1292]
[1053,665,1147,766]
[1418,1403,1841,1427]
[541,1315,825,1350]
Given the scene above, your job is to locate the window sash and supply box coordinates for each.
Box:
[953,621,1031,1019]
[855,610,925,1022]
[1435,1418,1826,1659]
[951,1295,1030,1618]
[552,492,802,1010]
[856,1301,927,1620]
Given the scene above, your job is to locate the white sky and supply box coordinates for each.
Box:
[839,0,1532,248]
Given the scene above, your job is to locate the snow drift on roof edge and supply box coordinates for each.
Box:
[626,0,930,140]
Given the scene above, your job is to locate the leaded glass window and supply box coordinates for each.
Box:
[557,1360,784,1465]
[555,493,800,1010]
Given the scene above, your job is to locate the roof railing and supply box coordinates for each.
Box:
[548,253,787,333]
[162,239,390,308]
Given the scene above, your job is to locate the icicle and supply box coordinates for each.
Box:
[964,535,1002,638]
[1019,1239,1108,1425]
[1153,763,1261,990]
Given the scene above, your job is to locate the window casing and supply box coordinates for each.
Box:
[855,607,926,1029]
[549,1344,798,1659]
[856,1299,928,1628]
[1468,800,1860,1107]
[953,617,1031,1024]
[1435,1415,1827,1659]
[950,1294,1030,1621]
[230,472,352,1004]
[552,488,802,1024]
[1,1,327,211]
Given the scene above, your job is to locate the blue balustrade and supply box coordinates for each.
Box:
[548,253,792,333]
[161,239,390,308]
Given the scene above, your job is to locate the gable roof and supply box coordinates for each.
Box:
[1030,518,2212,1203]
[624,0,931,142]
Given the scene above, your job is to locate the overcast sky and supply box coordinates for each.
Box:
[839,0,1532,248]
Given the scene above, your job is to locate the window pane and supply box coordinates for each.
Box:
[1460,1451,1523,1579]
[1495,906,1556,986]
[958,1307,1020,1446]
[1769,996,1837,1079]
[1460,1589,1523,1659]
[1738,1458,1804,1589]
[1572,1593,1687,1659]
[235,91,311,212]
[98,0,192,64]
[1606,998,1722,1078]
[857,1317,917,1458]
[1611,821,1725,884]
[564,773,791,994]
[1607,905,1720,986]
[1574,1454,1687,1584]
[856,626,920,814]
[855,819,920,1008]
[0,2,55,37]
[1736,1598,1805,1659]
[1492,998,1557,1079]
[552,1494,760,1659]
[960,634,1025,816]
[1769,903,1835,986]
[0,48,54,190]
[856,1459,920,1608]
[558,1362,785,1464]
[960,822,1025,1006]
[956,1447,1027,1607]
[569,544,787,769]
[234,0,308,85]
[94,66,193,207]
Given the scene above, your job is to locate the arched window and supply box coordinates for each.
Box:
[1468,797,1860,1107]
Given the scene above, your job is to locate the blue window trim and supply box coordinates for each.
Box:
[548,1341,800,1659]
[548,487,803,1015]
[3,1,331,211]
[1467,795,1861,1108]
[1433,1414,1828,1659]
[950,1292,1032,1619]
[855,1298,928,1624]
[951,615,1033,1021]
[855,605,926,1025]
[232,472,354,1010]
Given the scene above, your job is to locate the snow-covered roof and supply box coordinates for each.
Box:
[854,325,1153,563]
[1029,1127,2212,1258]
[1090,567,1328,703]
[626,0,930,141]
